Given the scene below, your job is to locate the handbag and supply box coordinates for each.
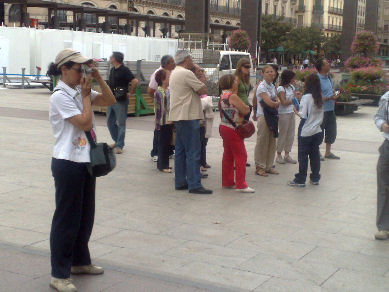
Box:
[113,87,128,102]
[220,107,255,139]
[85,131,116,177]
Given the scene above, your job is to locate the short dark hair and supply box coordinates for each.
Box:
[161,55,173,68]
[155,69,167,87]
[112,52,124,64]
[47,61,75,76]
[314,58,326,72]
[280,69,295,87]
[219,74,235,90]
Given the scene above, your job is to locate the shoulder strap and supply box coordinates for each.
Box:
[85,131,97,148]
[218,96,237,128]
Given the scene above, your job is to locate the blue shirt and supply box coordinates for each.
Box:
[317,73,334,112]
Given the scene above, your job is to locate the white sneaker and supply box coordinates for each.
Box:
[237,187,255,193]
[50,277,77,292]
[152,156,158,162]
[375,230,389,240]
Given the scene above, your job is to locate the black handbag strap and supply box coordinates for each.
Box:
[85,131,97,148]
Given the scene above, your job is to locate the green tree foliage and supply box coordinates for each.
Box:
[282,27,325,55]
[260,15,293,53]
[323,34,341,55]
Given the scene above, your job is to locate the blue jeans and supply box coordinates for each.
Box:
[174,120,202,190]
[106,99,129,149]
[294,120,324,184]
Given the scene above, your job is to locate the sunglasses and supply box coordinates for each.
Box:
[71,67,82,73]
[243,65,251,69]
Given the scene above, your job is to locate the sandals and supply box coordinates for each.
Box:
[160,169,172,173]
[255,167,268,177]
[266,168,279,175]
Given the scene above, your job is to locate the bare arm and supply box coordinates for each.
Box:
[147,87,156,98]
[232,76,239,95]
[92,69,116,107]
[229,94,250,116]
[260,92,280,108]
[129,78,138,94]
[278,91,292,106]
[68,77,93,131]
[196,86,207,96]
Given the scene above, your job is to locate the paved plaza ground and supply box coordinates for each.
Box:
[0,87,388,291]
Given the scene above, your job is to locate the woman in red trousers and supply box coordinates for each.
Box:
[218,74,254,193]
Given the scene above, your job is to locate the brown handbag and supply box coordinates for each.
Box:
[220,107,255,139]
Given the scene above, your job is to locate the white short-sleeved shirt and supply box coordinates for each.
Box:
[148,66,162,91]
[277,85,295,114]
[298,93,324,137]
[256,80,276,117]
[49,80,98,163]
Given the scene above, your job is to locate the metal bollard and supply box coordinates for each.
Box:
[22,68,26,89]
[2,67,6,88]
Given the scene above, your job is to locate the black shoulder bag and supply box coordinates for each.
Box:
[85,131,116,177]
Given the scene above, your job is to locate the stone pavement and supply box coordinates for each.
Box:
[1,87,389,291]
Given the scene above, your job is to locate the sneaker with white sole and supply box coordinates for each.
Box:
[276,156,285,164]
[310,180,320,186]
[152,156,158,162]
[50,277,77,292]
[237,187,255,193]
[287,180,306,188]
[71,264,104,275]
[284,156,297,164]
[375,230,389,240]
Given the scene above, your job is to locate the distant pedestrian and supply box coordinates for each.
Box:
[107,52,138,154]
[303,58,309,69]
[47,49,115,292]
[219,74,254,193]
[273,57,278,64]
[315,58,340,160]
[147,55,175,162]
[288,74,324,187]
[154,69,173,173]
[374,92,389,240]
[169,50,212,194]
[276,69,300,165]
[254,65,280,177]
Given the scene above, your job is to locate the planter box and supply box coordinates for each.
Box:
[335,98,374,116]
[350,93,382,106]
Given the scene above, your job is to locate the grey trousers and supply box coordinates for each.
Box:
[377,140,389,231]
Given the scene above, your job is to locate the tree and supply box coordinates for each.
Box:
[228,29,251,51]
[351,30,379,57]
[260,15,293,54]
[323,34,341,56]
[282,27,324,55]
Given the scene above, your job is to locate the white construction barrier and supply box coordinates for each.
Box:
[0,26,179,75]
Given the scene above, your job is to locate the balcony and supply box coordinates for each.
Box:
[135,0,185,6]
[328,6,343,15]
[297,4,305,12]
[209,4,240,17]
[313,5,324,14]
[325,24,342,31]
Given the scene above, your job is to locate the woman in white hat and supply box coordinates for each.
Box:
[47,48,115,292]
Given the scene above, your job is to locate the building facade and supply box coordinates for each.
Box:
[4,0,241,38]
[294,0,344,37]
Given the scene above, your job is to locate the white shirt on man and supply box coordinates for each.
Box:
[148,66,162,91]
[277,85,295,114]
[298,93,324,137]
[169,66,205,121]
[49,80,98,163]
[256,80,276,117]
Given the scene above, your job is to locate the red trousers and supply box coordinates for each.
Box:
[219,125,248,189]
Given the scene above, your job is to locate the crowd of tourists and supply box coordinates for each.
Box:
[46,47,388,292]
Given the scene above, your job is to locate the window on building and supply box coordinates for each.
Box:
[80,2,97,25]
[298,15,303,26]
[9,4,21,22]
[265,3,269,15]
[282,5,285,16]
[274,5,277,15]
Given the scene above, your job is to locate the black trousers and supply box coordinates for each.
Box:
[50,158,96,279]
[200,126,208,167]
[150,129,159,157]
[321,110,337,145]
[157,124,173,170]
[377,140,389,230]
[295,121,324,184]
